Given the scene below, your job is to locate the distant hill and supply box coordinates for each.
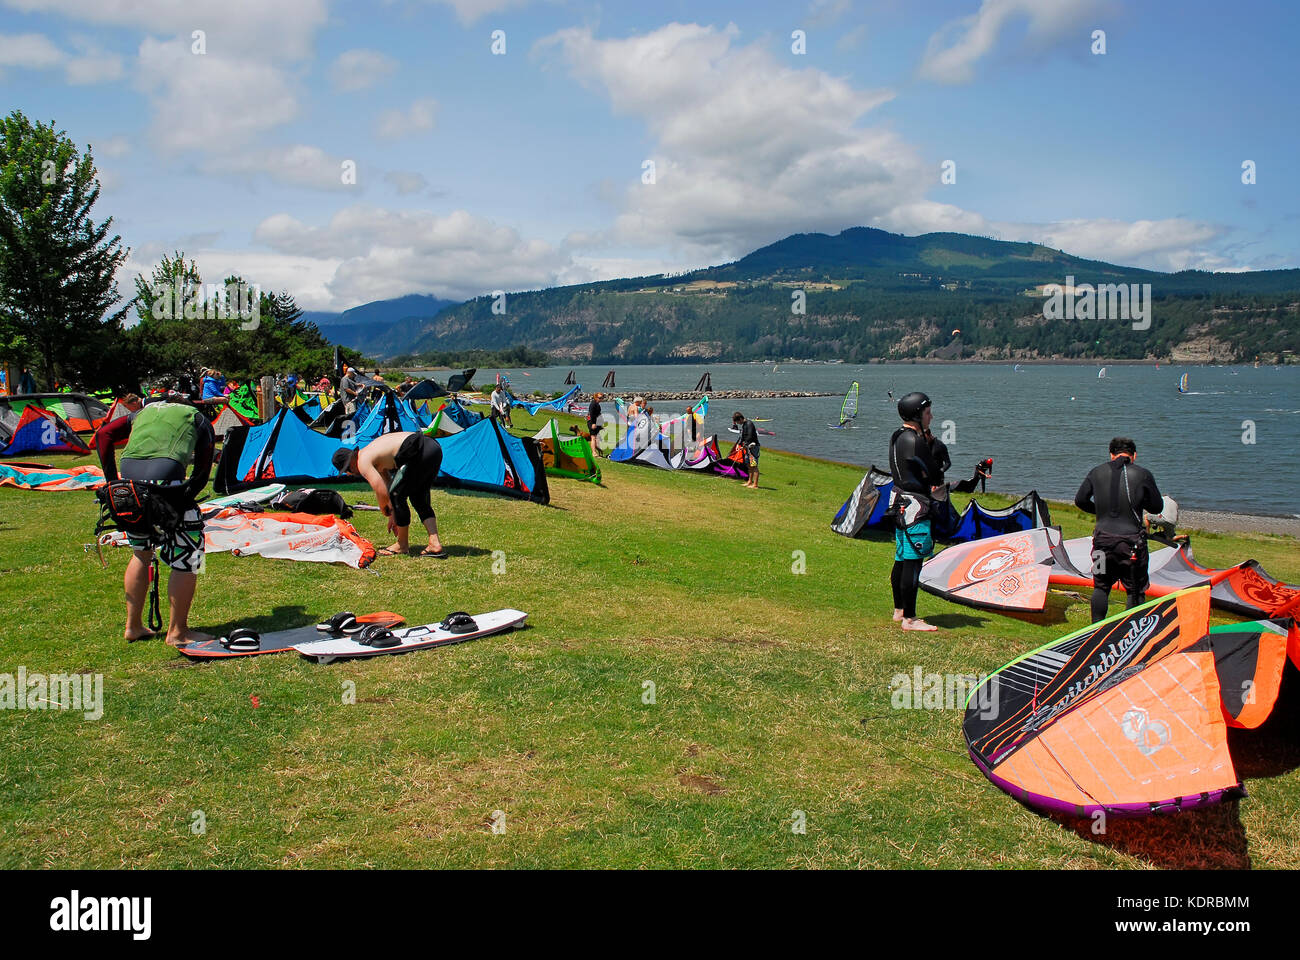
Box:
[303,293,459,356]
[378,228,1300,363]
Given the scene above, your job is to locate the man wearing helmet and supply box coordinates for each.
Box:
[888,392,942,631]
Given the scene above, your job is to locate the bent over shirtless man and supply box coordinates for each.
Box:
[333,431,447,558]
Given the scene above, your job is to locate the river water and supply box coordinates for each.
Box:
[419,362,1298,516]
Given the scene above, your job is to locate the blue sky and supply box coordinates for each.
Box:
[2,0,1296,309]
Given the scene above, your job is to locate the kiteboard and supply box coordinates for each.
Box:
[179,611,405,660]
[296,608,528,664]
[201,483,286,512]
[728,425,776,436]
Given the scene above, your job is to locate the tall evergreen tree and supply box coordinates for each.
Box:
[0,111,128,388]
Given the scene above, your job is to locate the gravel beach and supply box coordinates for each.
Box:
[1179,510,1300,537]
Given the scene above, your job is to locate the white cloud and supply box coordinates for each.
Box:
[94,135,131,158]
[134,37,299,153]
[918,0,1105,85]
[253,205,577,304]
[376,98,438,140]
[1,0,329,60]
[881,201,1228,272]
[384,171,430,195]
[0,32,64,69]
[540,23,913,261]
[216,144,358,191]
[428,0,535,26]
[332,48,397,92]
[0,31,123,83]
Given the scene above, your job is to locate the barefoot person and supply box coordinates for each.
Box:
[333,431,446,557]
[732,411,760,489]
[888,392,942,631]
[95,396,215,645]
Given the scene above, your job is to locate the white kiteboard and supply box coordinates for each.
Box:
[295,608,527,664]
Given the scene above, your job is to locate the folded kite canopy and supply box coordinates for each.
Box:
[964,588,1246,817]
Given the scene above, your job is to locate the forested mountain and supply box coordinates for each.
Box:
[377,228,1299,363]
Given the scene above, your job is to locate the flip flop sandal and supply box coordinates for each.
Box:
[418,548,449,558]
[376,546,404,557]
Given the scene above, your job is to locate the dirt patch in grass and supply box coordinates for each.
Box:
[678,773,726,795]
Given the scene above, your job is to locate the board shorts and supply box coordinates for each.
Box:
[1091,533,1149,594]
[745,442,760,466]
[894,518,934,562]
[119,458,205,574]
[389,434,443,528]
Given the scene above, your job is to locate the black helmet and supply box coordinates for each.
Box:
[897,391,931,422]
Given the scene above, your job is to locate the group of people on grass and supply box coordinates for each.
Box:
[93,384,452,647]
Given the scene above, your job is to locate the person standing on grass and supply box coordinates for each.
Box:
[587,392,604,455]
[1075,437,1163,623]
[333,432,447,558]
[732,411,760,490]
[888,392,942,632]
[95,396,215,646]
[490,382,513,427]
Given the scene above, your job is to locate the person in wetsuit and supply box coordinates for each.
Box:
[888,392,942,631]
[732,411,760,489]
[96,396,215,646]
[587,393,604,455]
[334,431,447,558]
[1074,437,1163,622]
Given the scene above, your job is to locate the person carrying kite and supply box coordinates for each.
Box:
[334,432,447,558]
[1074,437,1164,622]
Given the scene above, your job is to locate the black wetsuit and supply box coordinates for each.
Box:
[389,434,444,528]
[587,399,602,436]
[736,419,760,465]
[1075,456,1163,622]
[888,427,941,619]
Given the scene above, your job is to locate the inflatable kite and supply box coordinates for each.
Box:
[0,462,105,491]
[920,527,1300,619]
[101,508,376,569]
[964,588,1299,817]
[831,466,1049,544]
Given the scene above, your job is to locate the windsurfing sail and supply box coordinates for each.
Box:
[963,588,1247,817]
[1179,373,1189,393]
[1098,367,1107,379]
[836,381,859,427]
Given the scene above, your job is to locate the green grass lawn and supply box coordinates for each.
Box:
[3,411,1298,869]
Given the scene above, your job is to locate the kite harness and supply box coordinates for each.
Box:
[93,479,189,635]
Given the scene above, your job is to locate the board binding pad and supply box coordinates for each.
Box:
[179,611,406,659]
[296,608,528,664]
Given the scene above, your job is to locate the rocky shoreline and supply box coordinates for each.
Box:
[574,389,835,400]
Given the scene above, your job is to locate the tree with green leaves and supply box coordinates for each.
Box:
[0,111,129,388]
